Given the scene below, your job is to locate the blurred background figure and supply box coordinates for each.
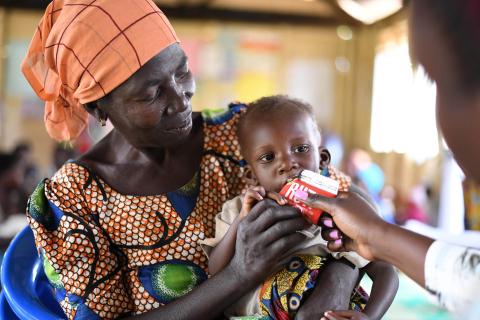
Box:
[48,143,78,177]
[378,184,397,224]
[395,184,430,225]
[344,148,385,202]
[322,130,345,168]
[0,152,27,250]
[11,142,38,211]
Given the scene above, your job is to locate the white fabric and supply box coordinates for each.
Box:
[425,240,480,315]
[405,220,480,249]
[437,153,465,233]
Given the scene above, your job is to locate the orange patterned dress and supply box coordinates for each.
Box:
[27,104,247,319]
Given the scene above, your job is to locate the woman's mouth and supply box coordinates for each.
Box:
[164,116,192,134]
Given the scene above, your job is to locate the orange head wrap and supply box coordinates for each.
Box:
[21,0,179,141]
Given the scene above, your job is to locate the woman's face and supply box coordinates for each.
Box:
[411,2,480,183]
[98,43,196,149]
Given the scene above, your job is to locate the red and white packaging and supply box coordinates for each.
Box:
[279,170,339,224]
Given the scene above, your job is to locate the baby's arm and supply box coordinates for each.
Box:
[208,213,242,275]
[208,187,286,275]
[361,261,399,320]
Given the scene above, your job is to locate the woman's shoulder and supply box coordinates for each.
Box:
[28,162,90,231]
[201,102,247,165]
[201,102,246,127]
[48,161,92,190]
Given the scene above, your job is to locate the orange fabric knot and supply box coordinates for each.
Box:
[21,0,179,141]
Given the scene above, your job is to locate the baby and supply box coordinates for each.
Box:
[201,95,398,320]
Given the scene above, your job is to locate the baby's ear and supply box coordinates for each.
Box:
[319,147,331,169]
[243,165,258,186]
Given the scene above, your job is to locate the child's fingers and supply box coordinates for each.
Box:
[249,185,266,197]
[322,311,349,320]
[241,189,266,217]
[266,191,287,205]
[244,189,264,202]
[324,310,366,320]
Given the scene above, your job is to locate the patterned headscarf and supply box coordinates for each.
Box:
[21,0,179,141]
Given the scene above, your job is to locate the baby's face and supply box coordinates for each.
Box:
[242,111,321,192]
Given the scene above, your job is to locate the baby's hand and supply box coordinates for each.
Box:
[240,187,287,218]
[321,310,369,320]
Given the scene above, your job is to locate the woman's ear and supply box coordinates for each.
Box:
[83,102,108,126]
[319,147,331,169]
[243,165,258,186]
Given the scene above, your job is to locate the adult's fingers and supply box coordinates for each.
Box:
[299,192,341,214]
[260,215,310,245]
[266,231,308,261]
[251,203,303,231]
[321,228,342,241]
[243,198,278,222]
[319,215,335,229]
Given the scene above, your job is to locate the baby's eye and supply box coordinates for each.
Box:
[293,145,310,153]
[258,153,274,163]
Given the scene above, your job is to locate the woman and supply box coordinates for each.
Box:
[21,1,357,319]
[303,1,480,319]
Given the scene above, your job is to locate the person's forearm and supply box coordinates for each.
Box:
[363,262,399,320]
[126,263,255,320]
[369,223,434,287]
[209,217,241,275]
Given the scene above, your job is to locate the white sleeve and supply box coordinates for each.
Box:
[425,240,480,313]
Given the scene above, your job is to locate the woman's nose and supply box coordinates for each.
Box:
[165,83,188,116]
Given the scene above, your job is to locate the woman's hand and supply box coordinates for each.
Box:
[300,191,387,261]
[229,198,310,285]
[322,310,370,320]
[240,186,287,218]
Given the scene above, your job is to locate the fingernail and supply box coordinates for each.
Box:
[334,239,342,246]
[323,219,333,228]
[329,230,339,238]
[294,190,308,200]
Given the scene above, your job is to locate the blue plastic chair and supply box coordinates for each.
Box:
[0,291,19,320]
[0,227,66,319]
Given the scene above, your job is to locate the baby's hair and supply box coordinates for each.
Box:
[422,0,480,91]
[237,95,318,151]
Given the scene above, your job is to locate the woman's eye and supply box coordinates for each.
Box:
[258,153,274,163]
[137,88,161,102]
[176,66,190,80]
[294,145,310,153]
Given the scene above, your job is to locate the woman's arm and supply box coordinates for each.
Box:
[303,191,434,287]
[129,199,311,319]
[208,216,241,275]
[362,261,399,320]
[209,187,286,275]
